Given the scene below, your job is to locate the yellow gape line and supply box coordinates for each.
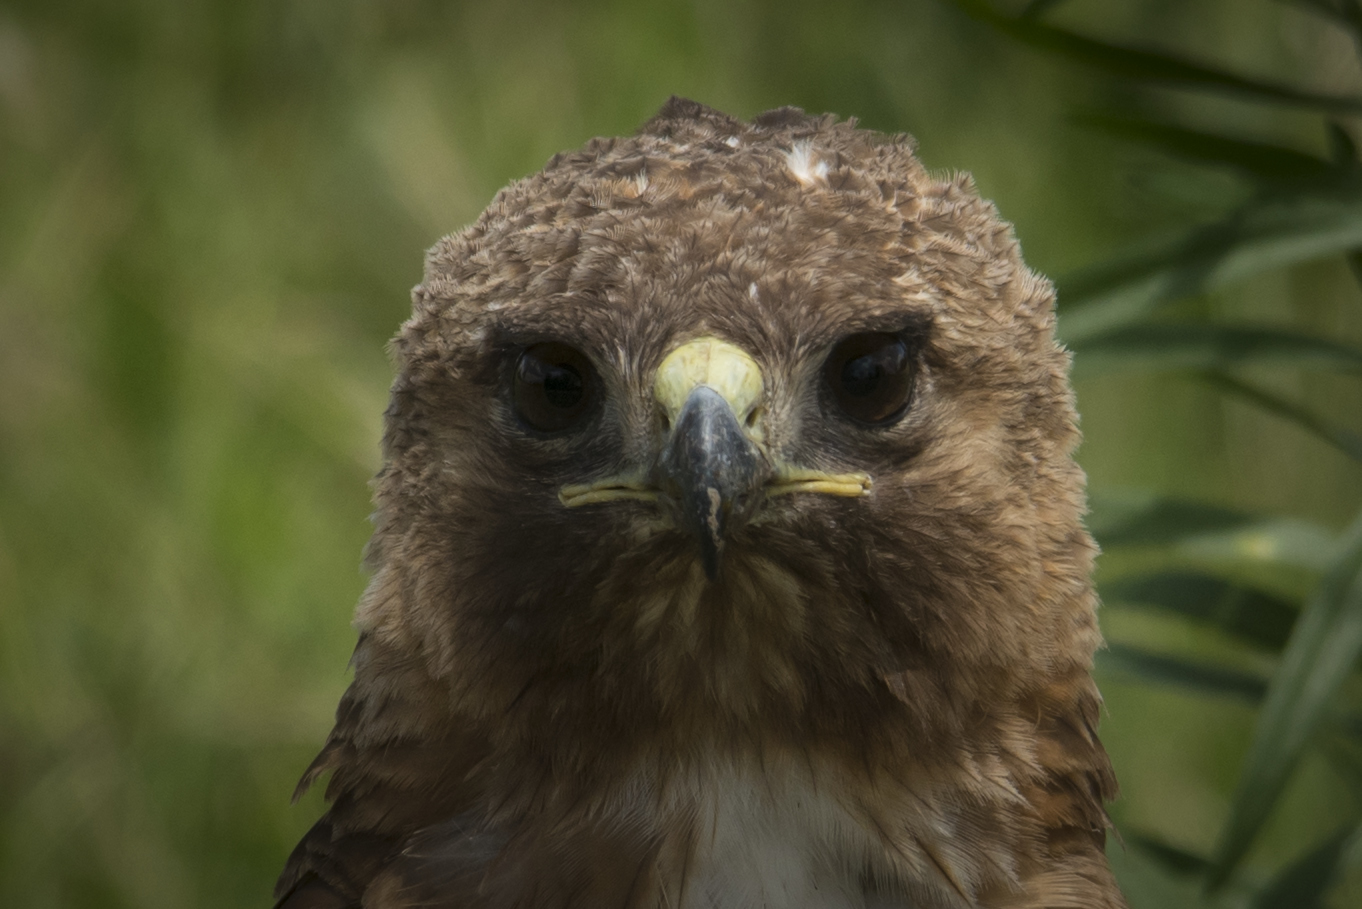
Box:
[558,478,658,507]
[767,468,872,498]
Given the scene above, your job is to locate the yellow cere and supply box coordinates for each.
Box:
[653,336,764,433]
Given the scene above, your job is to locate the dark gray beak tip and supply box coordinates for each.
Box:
[661,386,766,581]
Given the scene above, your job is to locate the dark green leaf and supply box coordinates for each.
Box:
[1105,839,1211,909]
[1070,323,1362,378]
[1098,642,1268,702]
[951,0,1362,113]
[1349,249,1362,292]
[1077,114,1333,183]
[1197,372,1362,463]
[1209,511,1362,885]
[1019,0,1071,19]
[1057,192,1362,337]
[1275,0,1362,53]
[1249,824,1356,909]
[1328,121,1359,165]
[1174,517,1341,576]
[1103,570,1299,651]
[1127,832,1213,877]
[1089,494,1253,547]
[1331,712,1362,741]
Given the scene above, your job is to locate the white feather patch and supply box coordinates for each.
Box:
[784,140,830,187]
[684,765,868,909]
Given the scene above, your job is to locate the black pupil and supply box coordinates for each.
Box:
[542,364,583,408]
[514,343,595,433]
[824,332,915,425]
[842,343,905,397]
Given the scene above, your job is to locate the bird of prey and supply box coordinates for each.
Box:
[274,97,1125,909]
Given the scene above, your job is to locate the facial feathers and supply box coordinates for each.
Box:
[274,97,1126,909]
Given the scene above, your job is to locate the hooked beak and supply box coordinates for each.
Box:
[660,383,767,579]
[653,337,768,579]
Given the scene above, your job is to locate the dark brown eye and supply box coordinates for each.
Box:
[513,343,596,432]
[824,332,916,425]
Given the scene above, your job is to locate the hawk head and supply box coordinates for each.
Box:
[364,96,1096,740]
[276,98,1119,909]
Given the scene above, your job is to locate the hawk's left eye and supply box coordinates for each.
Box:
[514,343,597,432]
[824,332,916,425]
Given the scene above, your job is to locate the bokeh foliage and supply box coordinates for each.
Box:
[0,0,1358,906]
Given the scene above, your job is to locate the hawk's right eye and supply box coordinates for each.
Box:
[513,343,597,433]
[823,332,916,426]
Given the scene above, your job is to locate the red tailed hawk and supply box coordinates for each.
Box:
[274,97,1125,909]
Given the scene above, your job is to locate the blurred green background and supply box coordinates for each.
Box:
[1,0,1360,906]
